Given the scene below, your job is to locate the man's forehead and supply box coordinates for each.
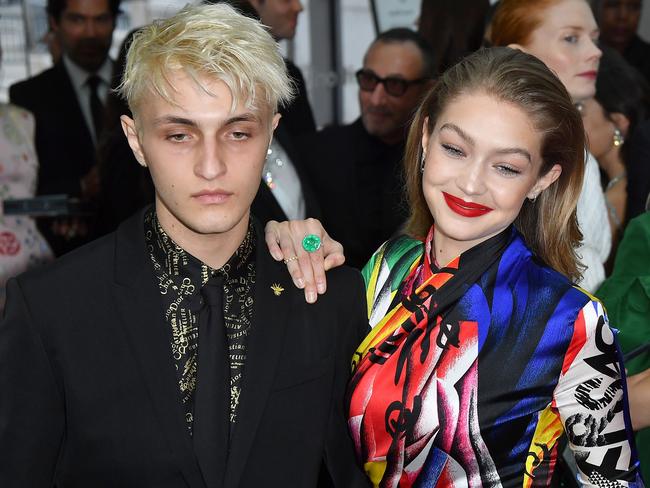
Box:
[364,41,424,77]
[135,78,273,125]
[63,0,112,15]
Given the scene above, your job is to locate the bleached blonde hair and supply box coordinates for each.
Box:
[118,3,294,115]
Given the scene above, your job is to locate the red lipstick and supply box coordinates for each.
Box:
[443,192,493,217]
[577,71,597,80]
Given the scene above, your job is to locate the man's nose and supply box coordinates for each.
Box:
[195,141,227,180]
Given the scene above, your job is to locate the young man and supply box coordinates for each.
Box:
[0,5,368,487]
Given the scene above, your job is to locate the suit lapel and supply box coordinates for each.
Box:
[223,222,293,488]
[113,210,206,488]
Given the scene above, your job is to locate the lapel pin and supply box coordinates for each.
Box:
[271,283,284,296]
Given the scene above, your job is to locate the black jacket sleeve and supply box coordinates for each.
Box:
[0,278,65,487]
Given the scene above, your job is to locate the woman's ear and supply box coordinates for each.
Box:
[421,116,431,154]
[508,43,526,53]
[528,163,562,200]
[610,112,631,137]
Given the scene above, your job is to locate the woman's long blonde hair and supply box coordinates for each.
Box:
[404,47,585,281]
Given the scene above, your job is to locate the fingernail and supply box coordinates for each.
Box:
[306,291,316,303]
[317,282,326,294]
[295,278,305,289]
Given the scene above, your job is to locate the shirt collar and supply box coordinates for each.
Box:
[146,209,256,292]
[63,54,113,91]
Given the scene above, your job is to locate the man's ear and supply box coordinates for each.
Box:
[610,112,631,137]
[48,15,59,33]
[267,112,281,147]
[120,115,147,167]
[272,112,281,132]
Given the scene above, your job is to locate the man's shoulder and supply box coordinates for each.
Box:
[316,119,363,140]
[9,65,63,106]
[301,120,363,158]
[18,232,116,289]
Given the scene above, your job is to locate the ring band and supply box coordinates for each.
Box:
[302,234,322,253]
[283,255,299,264]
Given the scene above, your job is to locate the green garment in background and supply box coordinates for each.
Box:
[597,211,650,482]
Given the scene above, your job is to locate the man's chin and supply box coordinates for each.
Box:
[70,53,109,72]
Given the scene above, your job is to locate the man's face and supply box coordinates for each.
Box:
[600,0,642,50]
[358,40,428,146]
[50,0,115,72]
[249,0,303,40]
[121,71,279,246]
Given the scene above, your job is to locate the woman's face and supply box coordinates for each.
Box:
[581,97,615,158]
[421,92,561,260]
[522,0,602,102]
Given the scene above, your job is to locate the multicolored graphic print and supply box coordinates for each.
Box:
[347,227,643,488]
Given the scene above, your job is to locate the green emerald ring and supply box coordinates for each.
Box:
[302,234,322,253]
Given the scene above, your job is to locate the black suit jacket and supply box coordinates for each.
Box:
[0,209,369,488]
[9,61,101,197]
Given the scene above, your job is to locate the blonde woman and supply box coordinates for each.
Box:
[266,48,642,486]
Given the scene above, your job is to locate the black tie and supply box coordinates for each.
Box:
[193,274,230,488]
[86,75,104,139]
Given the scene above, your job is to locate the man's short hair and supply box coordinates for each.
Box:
[118,3,294,116]
[371,28,436,79]
[47,0,122,20]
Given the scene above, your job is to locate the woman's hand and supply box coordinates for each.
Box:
[265,219,345,303]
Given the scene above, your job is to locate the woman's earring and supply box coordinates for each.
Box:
[529,193,538,203]
[420,152,426,173]
[613,127,625,147]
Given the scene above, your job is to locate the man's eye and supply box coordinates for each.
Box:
[231,131,250,140]
[167,133,189,142]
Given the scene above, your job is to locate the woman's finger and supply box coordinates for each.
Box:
[264,220,285,262]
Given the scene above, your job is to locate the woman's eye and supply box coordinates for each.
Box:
[496,164,521,176]
[442,144,464,157]
[563,35,578,44]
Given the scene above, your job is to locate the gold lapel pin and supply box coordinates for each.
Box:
[271,283,284,296]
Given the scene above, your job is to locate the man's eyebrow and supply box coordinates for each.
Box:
[152,113,260,128]
[224,113,260,125]
[152,116,197,127]
[440,123,532,163]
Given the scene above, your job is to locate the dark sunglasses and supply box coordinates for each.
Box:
[355,69,428,97]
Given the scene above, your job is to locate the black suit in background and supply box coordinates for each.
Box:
[299,118,409,269]
[9,61,110,256]
[0,208,369,488]
[280,59,316,137]
[9,62,99,197]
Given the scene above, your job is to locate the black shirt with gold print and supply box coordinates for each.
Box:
[144,209,256,435]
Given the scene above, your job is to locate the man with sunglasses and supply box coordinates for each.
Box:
[299,28,434,268]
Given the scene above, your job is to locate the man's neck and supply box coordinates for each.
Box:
[155,206,250,270]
